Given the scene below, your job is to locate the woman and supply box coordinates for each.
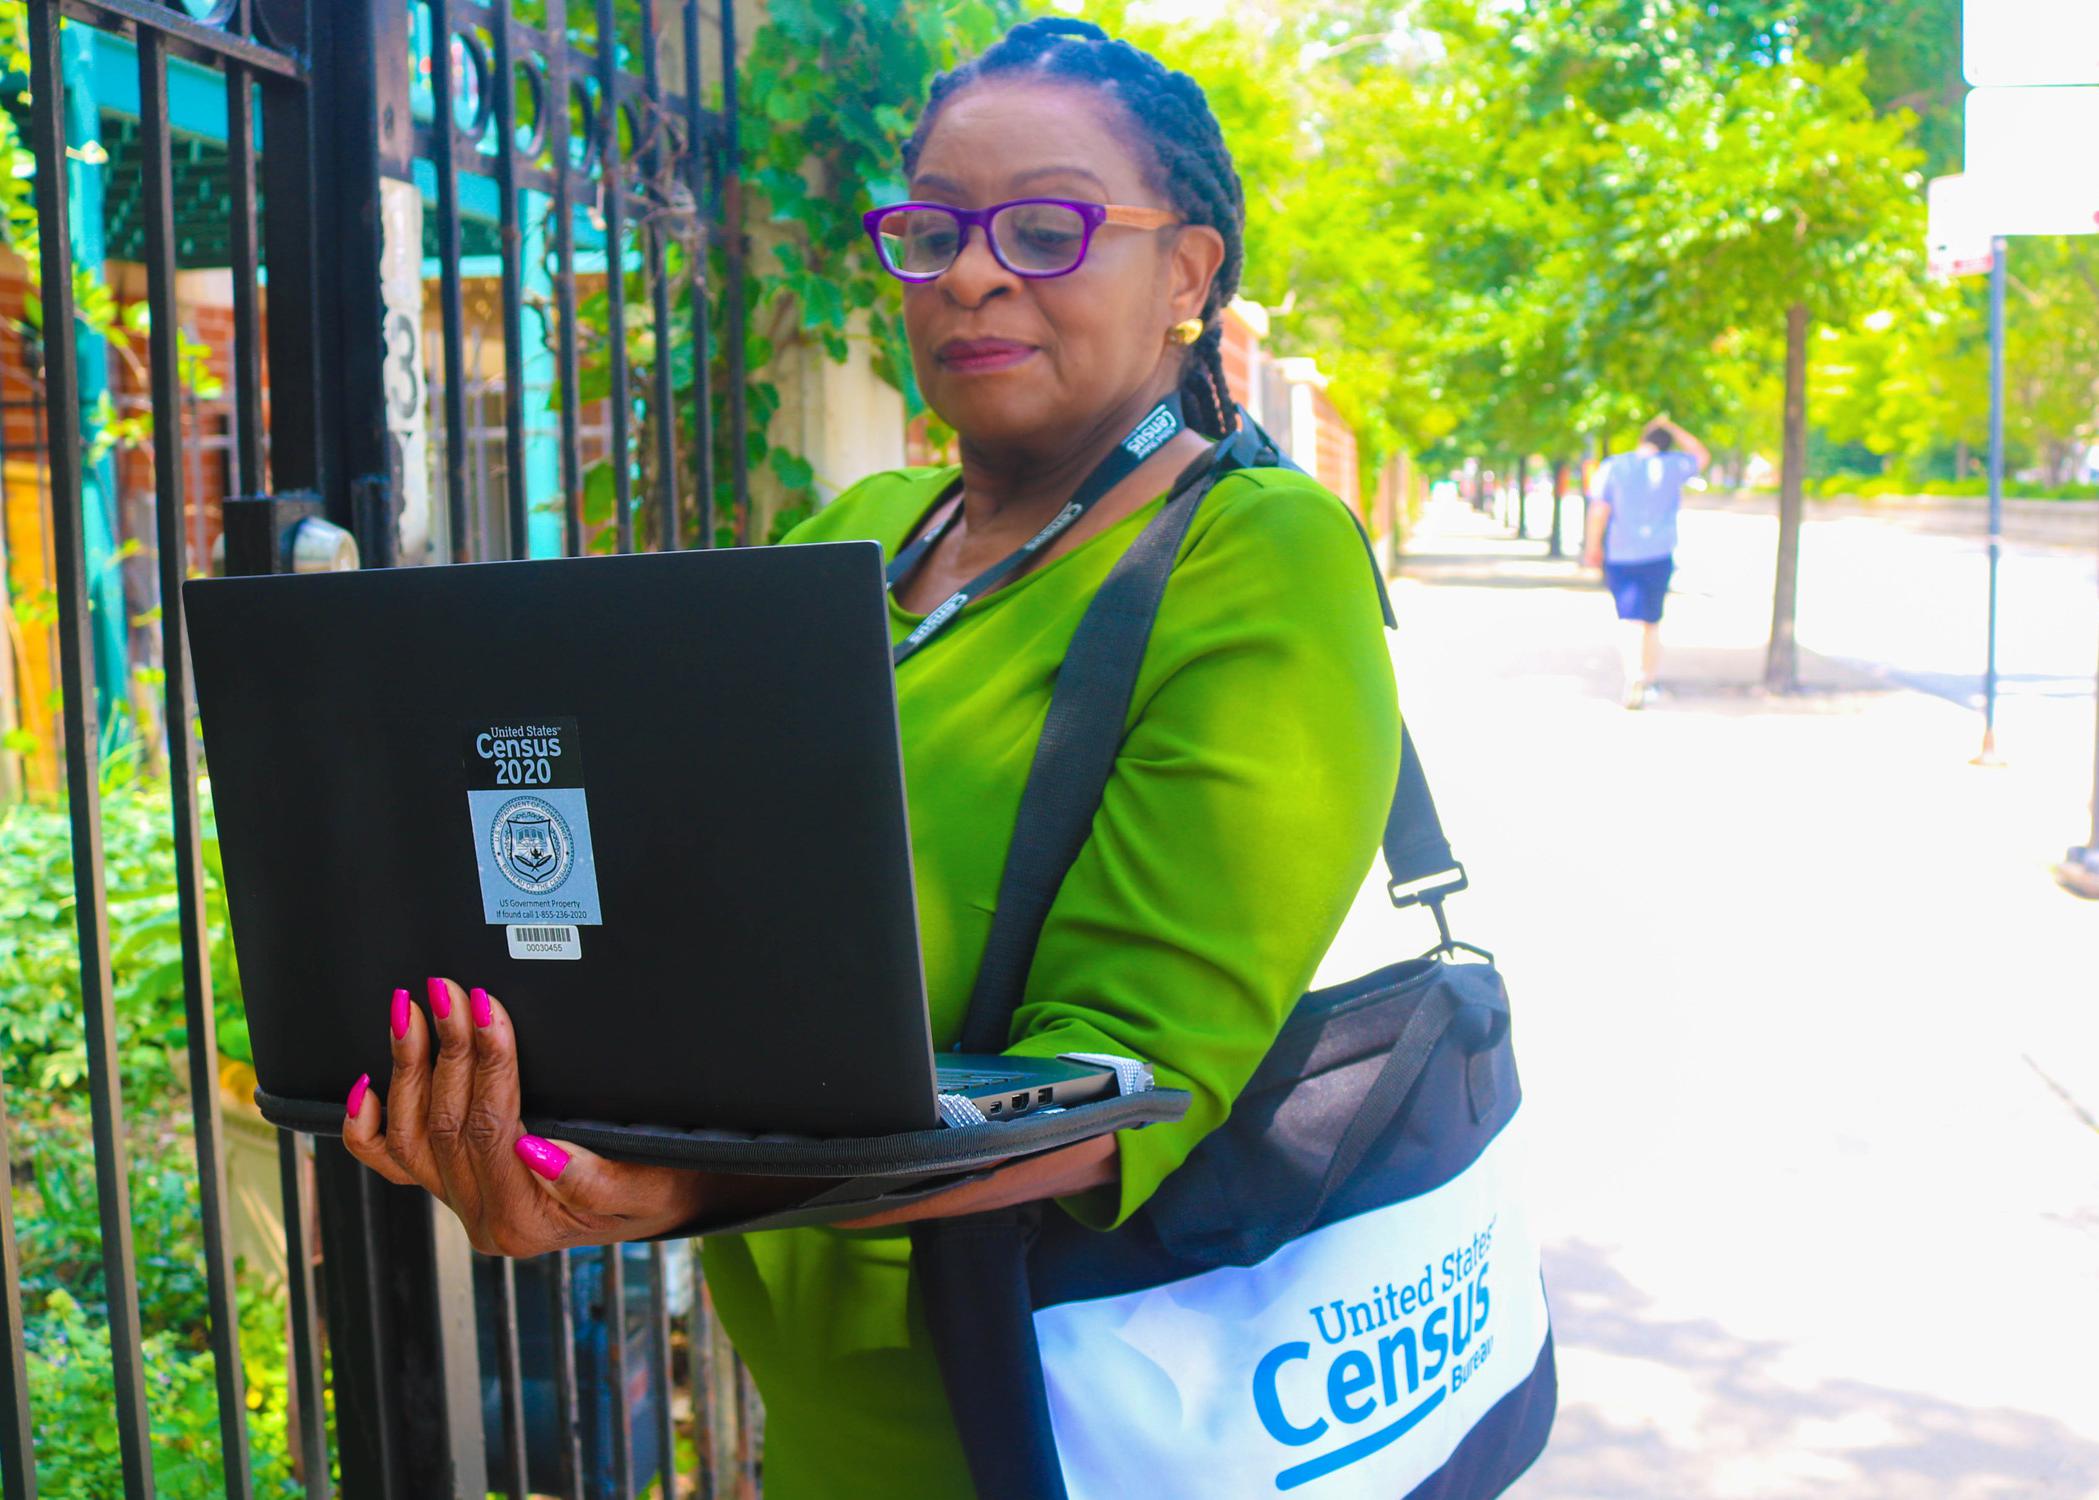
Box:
[342,18,1400,1494]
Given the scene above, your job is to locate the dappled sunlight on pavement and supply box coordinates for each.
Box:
[1314,497,2099,1498]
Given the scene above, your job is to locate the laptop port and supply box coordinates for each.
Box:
[1037,1088,1053,1104]
[987,1101,1002,1114]
[1012,1094,1030,1111]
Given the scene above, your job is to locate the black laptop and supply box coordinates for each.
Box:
[183,542,1114,1138]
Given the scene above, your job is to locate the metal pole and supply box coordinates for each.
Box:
[595,0,636,555]
[429,0,473,561]
[139,31,255,1496]
[299,6,490,1490]
[2090,675,2099,854]
[719,0,751,544]
[26,7,156,1491]
[2058,570,2099,898]
[0,1084,37,1500]
[1978,236,2006,762]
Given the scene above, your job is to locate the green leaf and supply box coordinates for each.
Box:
[768,448,815,490]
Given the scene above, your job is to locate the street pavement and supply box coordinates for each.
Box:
[1313,495,2099,1499]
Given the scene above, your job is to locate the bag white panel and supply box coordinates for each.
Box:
[1035,1109,1548,1497]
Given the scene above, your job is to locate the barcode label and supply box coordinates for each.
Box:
[506,924,581,961]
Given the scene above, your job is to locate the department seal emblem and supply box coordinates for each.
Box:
[488,796,574,893]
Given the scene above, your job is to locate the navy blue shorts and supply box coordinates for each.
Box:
[1603,557,1673,622]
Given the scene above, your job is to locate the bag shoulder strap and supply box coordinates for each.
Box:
[957,413,1467,1053]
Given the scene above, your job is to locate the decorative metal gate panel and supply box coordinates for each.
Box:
[3,1,754,1496]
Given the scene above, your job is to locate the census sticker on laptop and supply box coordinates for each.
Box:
[462,718,602,940]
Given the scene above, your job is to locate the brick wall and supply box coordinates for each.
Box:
[1220,304,1259,413]
[0,253,254,795]
[1311,385,1360,515]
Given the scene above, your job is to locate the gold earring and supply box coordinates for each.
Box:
[1169,318,1205,346]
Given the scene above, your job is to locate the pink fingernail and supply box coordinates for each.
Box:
[390,988,410,1040]
[427,976,452,1020]
[470,986,493,1029]
[515,1135,569,1181]
[346,1073,370,1118]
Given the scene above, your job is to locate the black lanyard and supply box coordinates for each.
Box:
[886,393,1186,665]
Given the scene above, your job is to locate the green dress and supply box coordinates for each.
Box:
[699,461,1402,1496]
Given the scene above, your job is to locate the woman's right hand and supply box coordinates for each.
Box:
[341,978,717,1257]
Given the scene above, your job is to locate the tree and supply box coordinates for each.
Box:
[1581,52,1922,686]
[1080,0,1957,654]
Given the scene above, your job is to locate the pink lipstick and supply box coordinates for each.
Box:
[937,338,1036,374]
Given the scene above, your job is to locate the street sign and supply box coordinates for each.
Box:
[1962,86,2099,237]
[1926,175,1998,278]
[1964,0,2099,87]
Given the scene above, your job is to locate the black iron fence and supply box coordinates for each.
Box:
[4,0,755,1495]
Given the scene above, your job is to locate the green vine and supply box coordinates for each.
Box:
[568,0,1009,551]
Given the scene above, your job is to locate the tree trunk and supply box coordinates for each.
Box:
[1765,301,1810,692]
[1548,459,1566,558]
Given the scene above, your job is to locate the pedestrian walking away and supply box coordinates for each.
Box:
[1583,414,1709,707]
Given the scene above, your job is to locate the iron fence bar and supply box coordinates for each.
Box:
[605,1243,633,1495]
[56,0,304,77]
[25,6,158,1493]
[491,1259,531,1499]
[549,1249,586,1499]
[431,0,474,562]
[490,0,531,557]
[638,0,679,551]
[716,0,748,544]
[544,0,585,559]
[225,62,267,497]
[0,1086,36,1500]
[316,1163,402,1497]
[258,65,323,500]
[139,30,257,1499]
[310,1161,492,1498]
[274,1132,332,1498]
[648,1244,677,1498]
[681,0,713,550]
[734,1357,757,1500]
[689,1256,714,1500]
[595,0,635,553]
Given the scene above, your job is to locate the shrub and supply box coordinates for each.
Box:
[23,1280,304,1498]
[0,782,249,1103]
[4,779,311,1497]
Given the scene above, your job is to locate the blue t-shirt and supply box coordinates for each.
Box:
[1599,450,1699,563]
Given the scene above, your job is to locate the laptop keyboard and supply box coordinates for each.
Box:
[934,1067,1021,1090]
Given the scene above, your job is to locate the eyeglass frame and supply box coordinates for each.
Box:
[861,197,1183,283]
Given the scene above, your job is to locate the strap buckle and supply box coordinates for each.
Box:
[1387,862,1469,911]
[1389,864,1495,963]
[1419,898,1495,965]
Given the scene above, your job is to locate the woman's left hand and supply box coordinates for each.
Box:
[342,978,713,1257]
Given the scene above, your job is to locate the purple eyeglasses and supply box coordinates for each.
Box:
[862,198,1182,282]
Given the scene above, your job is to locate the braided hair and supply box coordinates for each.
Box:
[902,17,1246,438]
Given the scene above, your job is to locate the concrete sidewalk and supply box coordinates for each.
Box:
[1317,499,2099,1499]
[1693,489,2099,553]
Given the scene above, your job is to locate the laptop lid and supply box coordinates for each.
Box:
[184,543,943,1137]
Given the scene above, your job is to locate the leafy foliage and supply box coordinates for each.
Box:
[0,783,249,1098]
[1085,0,2092,495]
[2,782,299,1497]
[23,1279,304,1497]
